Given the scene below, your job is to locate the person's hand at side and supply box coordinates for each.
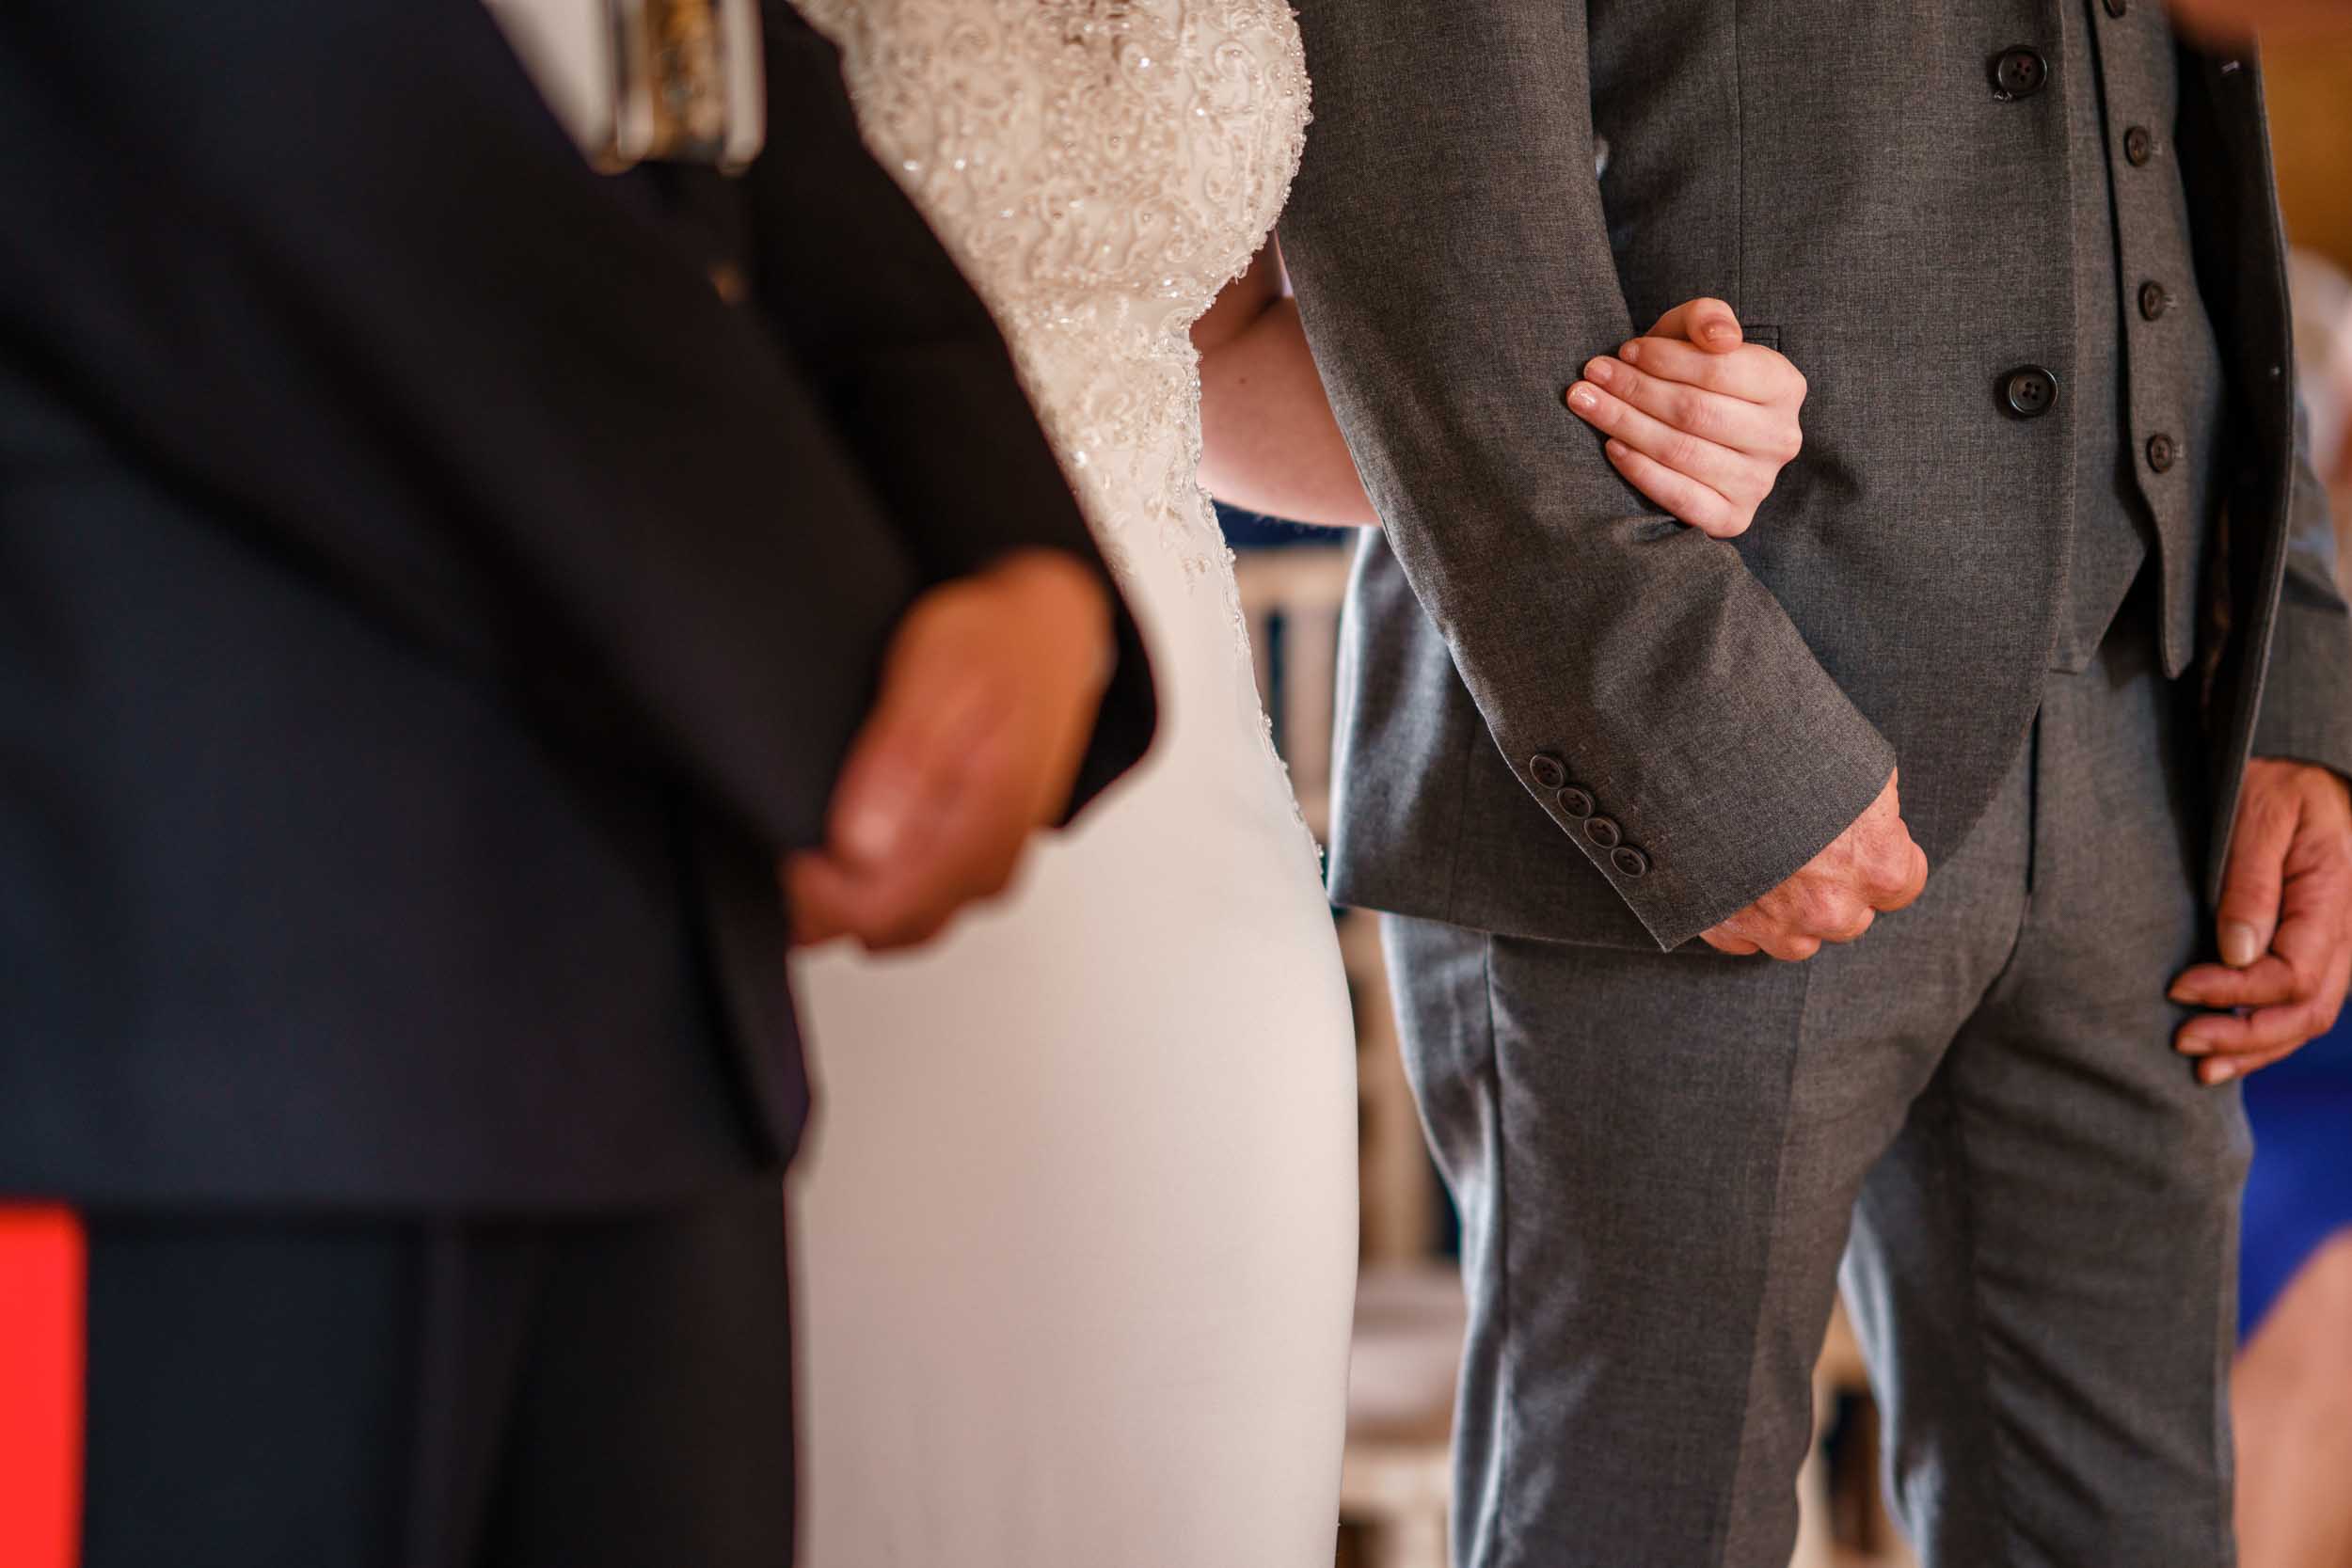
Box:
[786,548,1115,951]
[2169,758,2352,1082]
[1699,769,1931,959]
[1564,297,1807,540]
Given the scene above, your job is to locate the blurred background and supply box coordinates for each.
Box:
[1220,39,2352,1568]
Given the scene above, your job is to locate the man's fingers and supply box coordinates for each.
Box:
[782,853,854,948]
[827,664,1001,869]
[1647,296,1743,352]
[2170,955,2301,1010]
[1597,437,1747,538]
[812,721,1041,953]
[2199,1044,2301,1085]
[1619,336,1805,406]
[1858,834,1929,912]
[2217,783,2300,966]
[2174,998,2333,1058]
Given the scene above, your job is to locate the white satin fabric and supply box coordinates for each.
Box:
[787,2,1358,1563]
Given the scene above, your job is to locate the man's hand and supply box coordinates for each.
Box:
[2169,758,2352,1083]
[785,549,1114,952]
[1700,769,1929,959]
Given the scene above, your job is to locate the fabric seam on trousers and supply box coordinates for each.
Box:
[1477,933,1515,1568]
[1938,1063,2031,1566]
[1714,955,1818,1568]
[2207,1141,2242,1568]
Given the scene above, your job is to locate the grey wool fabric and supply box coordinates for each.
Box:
[1276,1,2352,1564]
[1278,0,2352,952]
[1387,600,2244,1568]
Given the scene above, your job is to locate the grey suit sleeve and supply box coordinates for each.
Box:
[1278,0,1895,949]
[2251,399,2352,781]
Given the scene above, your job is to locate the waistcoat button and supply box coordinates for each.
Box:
[2002,366,2058,419]
[1992,47,2050,100]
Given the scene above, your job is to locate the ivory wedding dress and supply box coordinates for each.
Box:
[786,2,1358,1562]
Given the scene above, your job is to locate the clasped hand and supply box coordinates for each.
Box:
[786,549,1113,952]
[1564,297,1808,540]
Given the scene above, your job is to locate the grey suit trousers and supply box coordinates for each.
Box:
[1386,602,2249,1568]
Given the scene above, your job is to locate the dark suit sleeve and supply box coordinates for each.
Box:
[1,0,1149,850]
[1278,0,1897,949]
[743,6,1154,817]
[2250,399,2352,781]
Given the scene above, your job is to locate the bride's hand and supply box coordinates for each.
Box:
[1563,297,1806,540]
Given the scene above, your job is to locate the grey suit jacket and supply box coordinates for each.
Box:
[1279,0,2352,951]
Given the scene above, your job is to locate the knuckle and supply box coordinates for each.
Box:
[1670,386,1713,435]
[1794,887,1844,933]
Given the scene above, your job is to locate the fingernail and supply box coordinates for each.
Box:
[2177,1032,2213,1055]
[2169,983,2203,1006]
[2220,921,2262,968]
[1704,322,1736,344]
[842,799,905,863]
[2207,1060,2238,1085]
[1618,340,1643,363]
[1604,438,1629,460]
[1567,383,1600,412]
[1586,357,1617,386]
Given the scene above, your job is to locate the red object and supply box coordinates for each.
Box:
[0,1207,85,1568]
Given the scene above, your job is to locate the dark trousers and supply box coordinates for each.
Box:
[72,1176,794,1568]
[1386,605,2248,1568]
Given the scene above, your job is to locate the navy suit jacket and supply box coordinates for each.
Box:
[0,2,1152,1208]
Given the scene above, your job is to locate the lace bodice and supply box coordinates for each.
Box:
[794,0,1310,585]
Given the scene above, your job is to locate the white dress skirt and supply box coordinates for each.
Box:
[785,2,1359,1563]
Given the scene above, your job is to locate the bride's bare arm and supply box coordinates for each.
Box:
[1198,248,1808,541]
[1194,244,1379,528]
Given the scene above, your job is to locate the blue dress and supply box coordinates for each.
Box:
[2240,1016,2352,1338]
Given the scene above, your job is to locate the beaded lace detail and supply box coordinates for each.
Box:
[796,0,1306,582]
[797,0,1315,841]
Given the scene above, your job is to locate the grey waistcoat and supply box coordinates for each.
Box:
[2054,0,2227,673]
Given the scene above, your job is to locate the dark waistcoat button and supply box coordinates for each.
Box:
[2138,281,2170,321]
[2124,125,2155,166]
[2147,433,2178,473]
[1991,47,2050,99]
[2103,0,2128,16]
[2001,366,2058,419]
